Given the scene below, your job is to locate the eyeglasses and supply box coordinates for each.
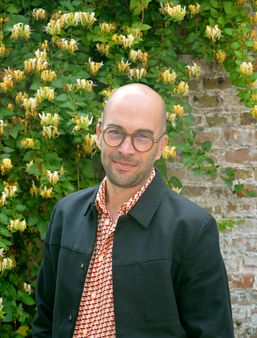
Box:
[99,123,166,153]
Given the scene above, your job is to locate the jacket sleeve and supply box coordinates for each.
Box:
[177,215,234,338]
[32,206,58,338]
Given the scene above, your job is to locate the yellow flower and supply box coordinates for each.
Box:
[0,120,7,134]
[186,63,201,77]
[87,58,104,75]
[21,138,35,148]
[252,105,257,118]
[8,219,27,232]
[23,283,33,295]
[30,180,40,197]
[253,41,257,52]
[215,50,226,63]
[76,79,95,91]
[41,70,57,82]
[112,34,123,44]
[42,125,59,139]
[100,23,116,33]
[172,187,182,193]
[121,34,135,49]
[164,4,186,22]
[41,186,53,198]
[117,58,131,73]
[43,19,63,35]
[159,69,176,85]
[32,8,47,20]
[166,112,177,124]
[12,23,30,40]
[23,97,38,117]
[96,43,110,56]
[16,92,28,105]
[240,62,253,76]
[46,170,59,185]
[0,43,7,57]
[250,93,257,102]
[57,38,78,52]
[1,158,12,175]
[103,88,117,99]
[162,146,176,159]
[174,81,189,95]
[39,112,59,126]
[63,84,73,92]
[251,12,257,23]
[36,86,54,102]
[206,25,221,40]
[72,115,93,132]
[0,258,13,271]
[172,105,183,117]
[188,3,200,17]
[128,68,147,80]
[82,134,98,156]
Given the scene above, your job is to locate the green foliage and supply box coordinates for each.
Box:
[0,0,257,335]
[215,217,245,232]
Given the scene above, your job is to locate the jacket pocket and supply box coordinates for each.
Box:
[135,260,179,325]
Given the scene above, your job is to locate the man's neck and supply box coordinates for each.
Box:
[105,179,145,222]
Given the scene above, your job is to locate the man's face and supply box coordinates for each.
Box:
[97,90,168,190]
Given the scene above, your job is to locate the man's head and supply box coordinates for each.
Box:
[97,83,168,190]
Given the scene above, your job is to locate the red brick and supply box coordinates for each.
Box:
[227,202,237,212]
[228,274,255,288]
[225,148,257,163]
[251,309,257,315]
[236,184,257,198]
[223,130,240,141]
[194,131,218,144]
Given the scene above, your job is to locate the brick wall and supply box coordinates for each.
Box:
[166,56,257,337]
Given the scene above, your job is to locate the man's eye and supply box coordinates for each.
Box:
[107,129,122,135]
[136,134,151,140]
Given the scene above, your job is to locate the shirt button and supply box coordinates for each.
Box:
[91,292,96,299]
[83,328,87,334]
[68,316,72,321]
[80,263,84,269]
[98,255,103,262]
[104,219,109,226]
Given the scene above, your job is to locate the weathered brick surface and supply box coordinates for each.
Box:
[168,55,257,337]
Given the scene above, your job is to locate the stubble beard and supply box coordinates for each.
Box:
[101,148,158,189]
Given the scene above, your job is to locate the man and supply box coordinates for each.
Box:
[33,84,234,337]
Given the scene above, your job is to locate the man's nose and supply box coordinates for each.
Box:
[118,135,136,155]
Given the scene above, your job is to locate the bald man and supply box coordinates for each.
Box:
[33,84,234,338]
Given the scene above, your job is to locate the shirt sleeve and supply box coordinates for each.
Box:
[177,215,234,338]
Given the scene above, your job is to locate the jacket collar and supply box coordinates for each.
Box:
[84,168,167,229]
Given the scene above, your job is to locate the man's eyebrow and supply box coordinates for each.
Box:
[106,124,154,134]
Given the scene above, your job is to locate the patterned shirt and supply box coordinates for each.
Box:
[73,168,156,337]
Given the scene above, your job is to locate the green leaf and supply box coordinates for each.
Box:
[0,228,12,237]
[56,94,68,101]
[210,0,220,8]
[210,8,219,17]
[170,176,182,188]
[15,204,26,212]
[105,73,112,85]
[246,189,257,197]
[182,152,191,164]
[51,79,65,88]
[37,219,48,239]
[223,28,235,36]
[224,1,233,16]
[234,184,243,193]
[229,41,240,49]
[194,168,203,177]
[130,0,138,10]
[202,141,212,152]
[19,291,35,305]
[23,151,34,161]
[225,167,234,177]
[0,214,9,225]
[186,32,197,43]
[5,4,18,13]
[28,213,40,227]
[225,178,233,187]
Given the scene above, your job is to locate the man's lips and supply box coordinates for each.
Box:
[112,160,137,170]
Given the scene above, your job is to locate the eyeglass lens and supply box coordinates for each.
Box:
[104,128,153,152]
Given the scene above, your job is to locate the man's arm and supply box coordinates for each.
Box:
[177,215,234,337]
[32,207,58,338]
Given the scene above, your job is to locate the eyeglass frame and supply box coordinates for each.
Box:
[99,122,166,153]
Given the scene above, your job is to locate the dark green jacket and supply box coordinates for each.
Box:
[33,169,234,338]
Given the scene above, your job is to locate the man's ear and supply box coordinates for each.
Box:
[96,124,101,150]
[155,135,169,161]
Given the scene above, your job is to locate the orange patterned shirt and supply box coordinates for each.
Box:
[73,168,156,337]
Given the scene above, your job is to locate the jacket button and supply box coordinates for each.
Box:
[80,263,84,269]
[68,316,72,321]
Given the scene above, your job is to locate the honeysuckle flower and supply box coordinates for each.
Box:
[252,105,257,118]
[206,25,221,40]
[172,105,184,117]
[24,283,33,295]
[43,19,63,35]
[30,180,40,197]
[103,88,117,99]
[172,187,182,193]
[174,81,189,95]
[39,112,59,126]
[12,23,30,40]
[188,3,200,16]
[121,34,135,49]
[100,22,116,33]
[57,38,78,52]
[96,43,110,56]
[166,112,177,125]
[63,84,74,92]
[132,28,143,37]
[24,57,48,73]
[36,86,54,102]
[0,191,7,207]
[32,8,47,20]
[240,62,253,76]
[128,68,147,80]
[159,69,177,84]
[8,219,27,232]
[16,92,28,105]
[186,62,201,77]
[215,50,226,63]
[72,115,93,132]
[129,49,142,62]
[112,34,123,44]
[41,186,53,198]
[162,146,176,159]
[0,249,5,257]
[25,161,34,174]
[0,120,7,134]
[251,12,257,23]
[82,134,98,156]
[0,43,7,57]
[77,79,95,91]
[87,58,104,75]
[41,70,57,82]
[117,58,131,73]
[35,49,47,60]
[61,13,75,25]
[23,97,38,117]
[164,4,186,22]
[21,138,35,148]
[1,158,12,175]
[46,170,59,185]
[0,257,13,271]
[4,183,18,198]
[42,125,59,139]
[41,40,49,51]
